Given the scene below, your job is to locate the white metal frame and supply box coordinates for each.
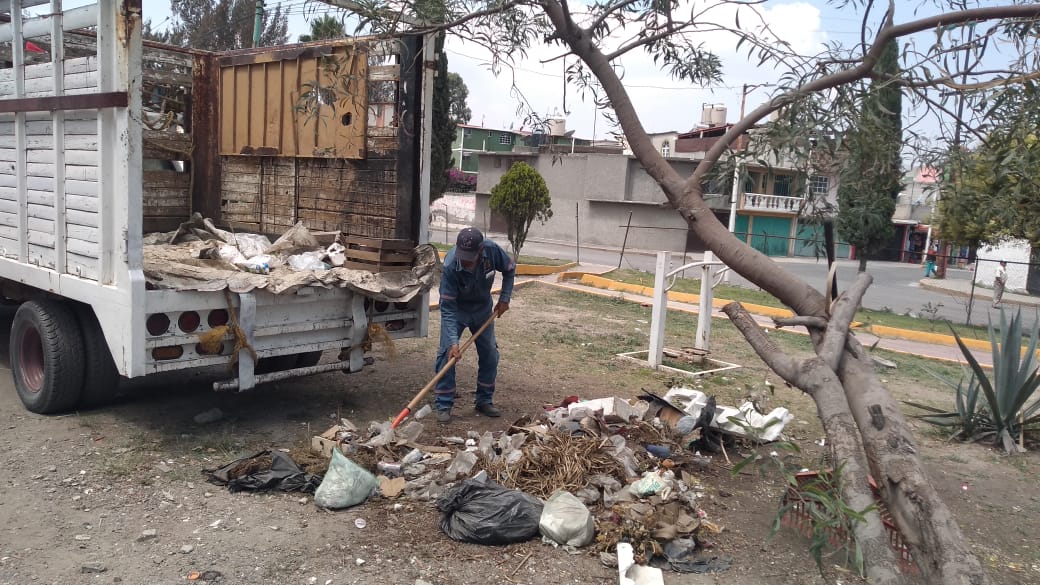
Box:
[0,0,146,376]
[616,250,740,378]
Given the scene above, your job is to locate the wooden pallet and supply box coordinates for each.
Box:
[341,236,415,272]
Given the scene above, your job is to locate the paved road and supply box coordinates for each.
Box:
[430,226,1034,329]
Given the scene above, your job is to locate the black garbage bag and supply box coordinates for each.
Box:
[204,450,321,493]
[436,479,543,545]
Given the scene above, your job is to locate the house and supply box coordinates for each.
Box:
[451,118,620,181]
[891,167,941,263]
[452,125,527,175]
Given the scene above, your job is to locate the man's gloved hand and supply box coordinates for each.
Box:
[494,301,510,317]
[448,344,462,361]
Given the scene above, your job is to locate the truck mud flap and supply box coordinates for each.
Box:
[212,357,374,392]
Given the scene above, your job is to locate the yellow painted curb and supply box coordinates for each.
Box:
[578,274,794,319]
[436,250,575,275]
[516,262,578,276]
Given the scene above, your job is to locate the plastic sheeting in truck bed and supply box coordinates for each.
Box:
[142,216,440,302]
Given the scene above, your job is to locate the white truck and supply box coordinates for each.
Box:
[0,0,435,413]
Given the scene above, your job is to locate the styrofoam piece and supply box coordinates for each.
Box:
[626,566,665,585]
[617,543,635,585]
[568,397,649,421]
[663,387,710,417]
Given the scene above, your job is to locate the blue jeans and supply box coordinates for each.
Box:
[434,310,498,411]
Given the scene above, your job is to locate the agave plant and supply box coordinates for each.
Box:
[908,308,1040,453]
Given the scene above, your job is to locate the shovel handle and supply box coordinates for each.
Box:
[390,312,498,428]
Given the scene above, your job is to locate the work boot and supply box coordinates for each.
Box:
[475,403,502,417]
[435,409,452,424]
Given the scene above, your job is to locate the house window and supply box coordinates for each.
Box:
[463,127,472,137]
[499,132,514,145]
[662,141,671,157]
[809,175,830,196]
[494,157,502,168]
[773,174,793,197]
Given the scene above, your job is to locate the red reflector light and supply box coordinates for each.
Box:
[152,346,184,360]
[146,313,170,336]
[178,311,201,333]
[208,309,229,327]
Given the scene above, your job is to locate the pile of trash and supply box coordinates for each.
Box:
[204,388,795,578]
[141,213,439,298]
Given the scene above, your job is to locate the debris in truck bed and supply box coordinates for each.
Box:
[142,214,440,299]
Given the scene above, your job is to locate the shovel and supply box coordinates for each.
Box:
[390,312,498,428]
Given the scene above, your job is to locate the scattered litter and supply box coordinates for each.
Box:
[539,491,595,548]
[355,558,365,566]
[288,251,327,271]
[203,451,320,493]
[445,451,478,479]
[629,471,674,499]
[137,529,158,542]
[618,542,665,585]
[378,476,407,498]
[314,450,378,510]
[179,545,195,554]
[354,518,367,529]
[413,404,433,420]
[80,563,106,574]
[437,479,543,545]
[663,387,793,442]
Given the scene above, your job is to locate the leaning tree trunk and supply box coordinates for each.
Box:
[538,2,1001,582]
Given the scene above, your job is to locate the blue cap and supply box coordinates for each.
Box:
[455,227,484,262]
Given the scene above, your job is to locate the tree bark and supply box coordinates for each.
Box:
[724,303,907,585]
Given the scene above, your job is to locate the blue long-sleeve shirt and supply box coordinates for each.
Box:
[439,239,516,341]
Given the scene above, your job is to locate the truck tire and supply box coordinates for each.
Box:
[76,307,122,409]
[10,300,86,414]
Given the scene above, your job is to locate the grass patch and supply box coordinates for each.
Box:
[604,268,996,341]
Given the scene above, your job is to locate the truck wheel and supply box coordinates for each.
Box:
[76,307,122,409]
[10,300,86,414]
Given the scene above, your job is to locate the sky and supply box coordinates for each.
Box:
[102,0,998,141]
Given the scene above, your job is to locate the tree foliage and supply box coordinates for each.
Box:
[836,39,903,272]
[447,72,472,125]
[940,85,1040,247]
[489,162,552,257]
[164,0,288,50]
[298,14,345,42]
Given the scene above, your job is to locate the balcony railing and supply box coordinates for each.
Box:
[741,192,803,214]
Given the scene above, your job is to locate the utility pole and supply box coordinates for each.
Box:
[252,0,264,48]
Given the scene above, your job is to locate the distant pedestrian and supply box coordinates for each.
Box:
[993,261,1008,308]
[924,249,937,278]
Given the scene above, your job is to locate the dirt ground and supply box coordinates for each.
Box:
[1,283,1039,585]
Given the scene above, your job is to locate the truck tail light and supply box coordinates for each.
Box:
[178,311,201,333]
[152,346,184,360]
[208,309,229,327]
[146,313,170,336]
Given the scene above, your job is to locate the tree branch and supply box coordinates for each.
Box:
[774,316,828,330]
[686,3,1040,196]
[721,302,801,383]
[820,272,871,371]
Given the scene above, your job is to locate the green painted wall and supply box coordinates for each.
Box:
[747,216,793,257]
[793,223,852,258]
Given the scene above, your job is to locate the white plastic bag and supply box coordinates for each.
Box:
[539,490,595,547]
[313,449,378,509]
[217,244,247,265]
[628,471,674,499]
[287,251,327,271]
[228,233,272,258]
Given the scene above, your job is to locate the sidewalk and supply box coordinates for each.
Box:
[919,276,1040,309]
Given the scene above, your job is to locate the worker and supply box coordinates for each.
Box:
[433,227,515,423]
